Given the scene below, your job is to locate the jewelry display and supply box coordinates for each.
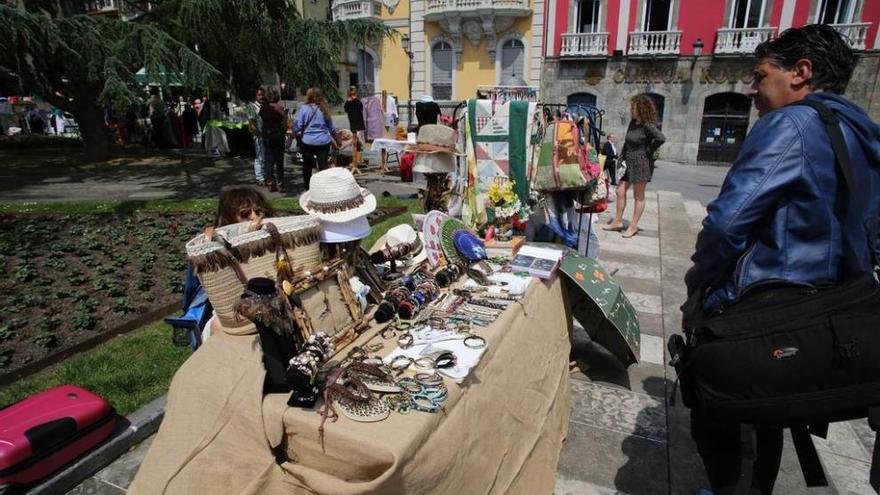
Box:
[398,332,415,349]
[464,335,487,349]
[390,355,414,371]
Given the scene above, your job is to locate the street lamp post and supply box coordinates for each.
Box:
[402,34,414,129]
[691,38,704,72]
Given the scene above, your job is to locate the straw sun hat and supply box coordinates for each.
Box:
[406,124,464,174]
[368,223,428,266]
[299,168,377,223]
[186,216,323,333]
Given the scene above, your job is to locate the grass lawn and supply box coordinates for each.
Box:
[0,321,190,415]
[0,196,420,415]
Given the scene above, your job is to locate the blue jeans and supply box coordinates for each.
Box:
[253,136,266,182]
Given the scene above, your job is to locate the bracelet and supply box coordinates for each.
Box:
[434,352,457,369]
[422,386,448,402]
[410,394,440,413]
[379,326,397,339]
[362,356,384,366]
[414,372,443,386]
[390,355,413,371]
[347,346,367,361]
[396,377,425,394]
[398,332,414,349]
[464,335,487,349]
[414,356,435,369]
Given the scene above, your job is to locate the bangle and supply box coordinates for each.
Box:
[347,346,367,361]
[414,356,435,369]
[379,326,397,339]
[415,372,443,386]
[362,357,384,366]
[410,395,440,413]
[396,377,424,394]
[398,332,414,349]
[434,352,457,369]
[464,335,487,349]
[390,355,413,371]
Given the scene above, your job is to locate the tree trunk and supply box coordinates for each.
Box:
[76,101,110,163]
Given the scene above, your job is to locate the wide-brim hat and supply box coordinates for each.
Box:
[368,223,428,266]
[186,216,323,329]
[320,216,371,243]
[413,153,456,174]
[300,167,377,223]
[422,210,449,268]
[439,217,478,265]
[405,124,465,156]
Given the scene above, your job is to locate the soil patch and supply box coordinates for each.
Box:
[0,206,403,380]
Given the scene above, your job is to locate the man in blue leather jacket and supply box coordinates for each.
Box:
[682,24,880,493]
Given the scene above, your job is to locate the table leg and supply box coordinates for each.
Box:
[380,149,389,174]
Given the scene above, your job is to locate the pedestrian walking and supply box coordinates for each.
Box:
[601,133,618,186]
[679,24,880,494]
[344,86,365,170]
[147,88,168,148]
[603,94,665,238]
[247,88,266,186]
[294,87,339,190]
[260,87,288,193]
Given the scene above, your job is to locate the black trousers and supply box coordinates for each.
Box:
[301,143,331,190]
[605,157,618,185]
[264,138,285,186]
[691,411,784,495]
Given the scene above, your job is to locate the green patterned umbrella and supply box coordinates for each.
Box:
[560,252,641,366]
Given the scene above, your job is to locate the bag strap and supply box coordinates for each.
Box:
[869,406,880,491]
[792,99,880,269]
[790,425,829,487]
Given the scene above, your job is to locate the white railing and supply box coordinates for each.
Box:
[831,23,871,50]
[715,27,776,54]
[627,31,682,55]
[425,0,528,14]
[560,32,609,56]
[331,0,381,20]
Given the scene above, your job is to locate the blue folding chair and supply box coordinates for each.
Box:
[165,264,212,351]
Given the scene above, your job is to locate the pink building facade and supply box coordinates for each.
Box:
[540,0,880,164]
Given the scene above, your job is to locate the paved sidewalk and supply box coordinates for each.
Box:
[33,172,870,494]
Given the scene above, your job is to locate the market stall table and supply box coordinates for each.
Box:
[370,138,413,173]
[130,276,571,495]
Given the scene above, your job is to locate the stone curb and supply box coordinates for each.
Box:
[28,394,166,495]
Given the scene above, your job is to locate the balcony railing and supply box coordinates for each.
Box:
[715,27,776,54]
[628,31,682,56]
[831,22,871,50]
[560,32,609,57]
[425,0,529,16]
[331,0,381,20]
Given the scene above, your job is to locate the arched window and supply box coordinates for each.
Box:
[697,92,751,163]
[357,49,376,95]
[431,41,453,100]
[639,92,665,129]
[566,92,597,108]
[500,39,526,86]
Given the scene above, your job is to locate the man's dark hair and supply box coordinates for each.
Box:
[754,24,857,94]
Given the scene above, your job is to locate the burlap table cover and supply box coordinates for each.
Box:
[130,277,571,495]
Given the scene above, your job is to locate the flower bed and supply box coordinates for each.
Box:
[0,206,405,378]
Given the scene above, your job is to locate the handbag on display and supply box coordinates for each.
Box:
[668,99,880,490]
[531,118,600,193]
[576,176,609,214]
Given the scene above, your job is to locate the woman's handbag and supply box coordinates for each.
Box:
[616,159,627,183]
[668,99,880,490]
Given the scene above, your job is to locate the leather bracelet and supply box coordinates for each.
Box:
[415,372,443,386]
[390,355,413,371]
[464,335,487,349]
[414,356,435,369]
[398,332,414,349]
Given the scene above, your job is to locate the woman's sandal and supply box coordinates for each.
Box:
[622,228,640,238]
[602,224,625,232]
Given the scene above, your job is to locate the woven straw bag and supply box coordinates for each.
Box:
[186,216,323,333]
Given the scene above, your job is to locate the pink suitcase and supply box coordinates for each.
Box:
[0,385,117,488]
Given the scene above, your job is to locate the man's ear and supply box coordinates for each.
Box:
[791,58,814,87]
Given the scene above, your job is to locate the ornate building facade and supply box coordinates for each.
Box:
[541,0,880,164]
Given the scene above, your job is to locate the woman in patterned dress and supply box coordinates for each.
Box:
[603,94,666,238]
